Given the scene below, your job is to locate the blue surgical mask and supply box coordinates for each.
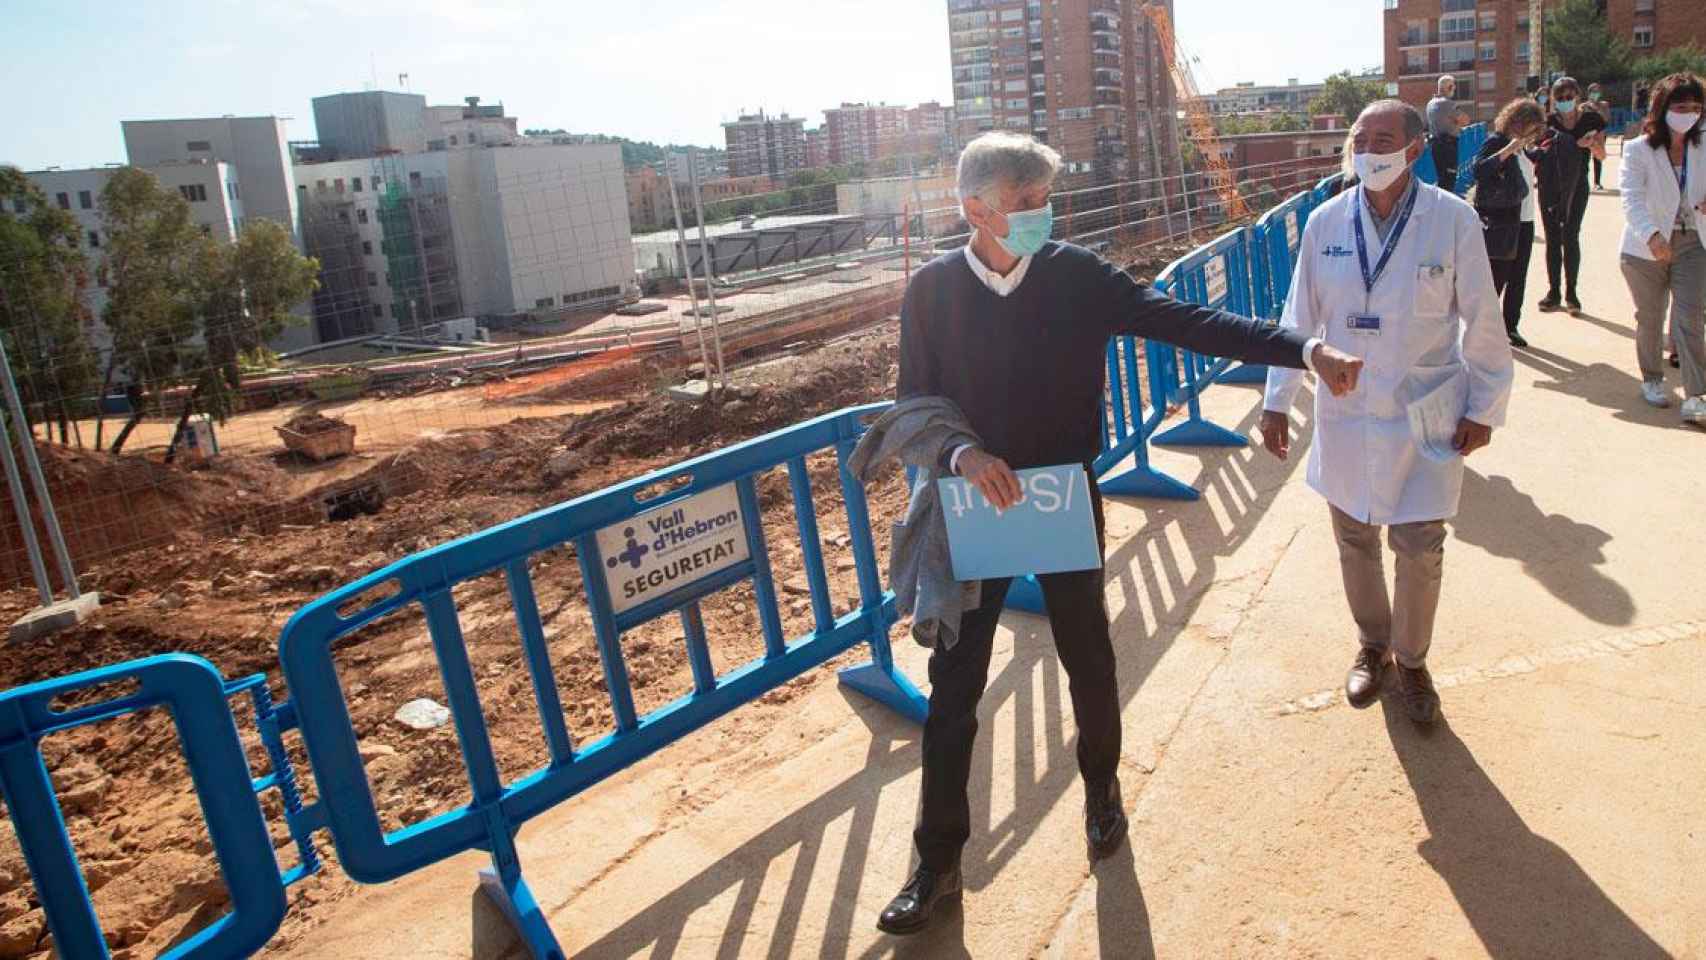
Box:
[1555,99,1577,114]
[994,203,1054,258]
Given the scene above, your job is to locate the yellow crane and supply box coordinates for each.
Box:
[1139,1,1248,219]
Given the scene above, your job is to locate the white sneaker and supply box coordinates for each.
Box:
[1682,395,1706,425]
[1641,381,1671,408]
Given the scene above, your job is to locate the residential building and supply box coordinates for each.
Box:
[905,101,957,157]
[664,150,725,185]
[722,111,808,179]
[1386,0,1541,123]
[946,0,1180,188]
[310,91,430,158]
[823,102,909,166]
[1201,71,1386,118]
[806,128,831,169]
[426,96,519,151]
[294,143,632,341]
[1607,0,1706,70]
[1212,129,1352,198]
[23,162,242,353]
[627,167,773,232]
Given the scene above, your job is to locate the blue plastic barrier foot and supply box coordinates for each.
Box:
[1152,419,1248,448]
[1098,465,1201,501]
[1215,362,1268,386]
[479,868,566,960]
[1003,575,1047,615]
[838,661,929,725]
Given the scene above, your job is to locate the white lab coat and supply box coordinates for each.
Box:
[1619,135,1706,259]
[1265,181,1514,525]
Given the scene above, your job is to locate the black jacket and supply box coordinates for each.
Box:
[1531,129,1583,224]
[1471,133,1529,214]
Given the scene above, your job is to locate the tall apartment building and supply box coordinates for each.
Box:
[1385,0,1703,123]
[904,101,958,157]
[823,102,909,166]
[806,128,831,169]
[23,163,242,353]
[722,112,808,179]
[946,0,1179,187]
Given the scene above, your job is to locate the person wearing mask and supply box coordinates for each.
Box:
[1537,77,1607,316]
[1261,100,1514,725]
[876,131,1362,935]
[1427,76,1462,193]
[1617,72,1706,424]
[1473,99,1547,346]
[1586,83,1612,190]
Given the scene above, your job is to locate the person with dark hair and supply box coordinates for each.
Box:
[1618,72,1706,424]
[1536,76,1606,316]
[1473,99,1547,346]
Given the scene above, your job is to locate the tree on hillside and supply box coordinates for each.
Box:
[1632,43,1706,84]
[1267,113,1307,133]
[99,167,205,454]
[1308,72,1387,126]
[1544,0,1633,85]
[0,167,99,443]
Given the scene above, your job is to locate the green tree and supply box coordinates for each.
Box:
[0,167,99,442]
[1266,113,1307,133]
[99,166,205,454]
[1543,0,1633,85]
[192,218,318,426]
[1631,43,1706,84]
[1308,71,1388,125]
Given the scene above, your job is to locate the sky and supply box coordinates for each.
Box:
[1,0,1384,172]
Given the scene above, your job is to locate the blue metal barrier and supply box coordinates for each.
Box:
[1149,229,1254,449]
[0,655,315,959]
[1251,190,1312,323]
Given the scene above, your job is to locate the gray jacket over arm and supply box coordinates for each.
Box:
[847,397,983,651]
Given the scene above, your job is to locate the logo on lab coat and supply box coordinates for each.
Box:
[1322,244,1355,258]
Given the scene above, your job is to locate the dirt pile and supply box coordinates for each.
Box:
[279,413,351,436]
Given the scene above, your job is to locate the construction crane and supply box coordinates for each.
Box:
[1139,1,1248,219]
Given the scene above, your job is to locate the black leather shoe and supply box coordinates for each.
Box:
[1395,662,1441,725]
[876,865,961,935]
[1537,294,1562,312]
[1085,778,1128,861]
[1345,646,1390,709]
[1508,332,1528,348]
[1565,296,1583,316]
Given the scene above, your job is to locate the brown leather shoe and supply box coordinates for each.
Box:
[1345,646,1390,709]
[1395,662,1441,725]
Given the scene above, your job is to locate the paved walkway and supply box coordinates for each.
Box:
[277,155,1704,959]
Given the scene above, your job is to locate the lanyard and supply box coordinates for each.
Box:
[1350,182,1419,296]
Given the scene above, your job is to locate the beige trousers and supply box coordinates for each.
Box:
[1329,506,1447,669]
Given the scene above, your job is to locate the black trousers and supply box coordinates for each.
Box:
[1430,134,1459,193]
[1543,174,1591,300]
[914,490,1118,871]
[1490,221,1536,334]
[1592,157,1604,188]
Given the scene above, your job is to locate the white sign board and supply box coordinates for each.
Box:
[596,484,749,614]
[1285,211,1300,252]
[1205,257,1229,306]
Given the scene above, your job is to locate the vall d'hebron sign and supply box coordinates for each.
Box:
[596,484,750,614]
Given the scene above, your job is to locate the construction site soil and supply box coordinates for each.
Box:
[0,241,1191,958]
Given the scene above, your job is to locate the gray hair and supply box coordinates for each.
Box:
[1437,74,1456,94]
[956,132,1062,204]
[1357,99,1427,143]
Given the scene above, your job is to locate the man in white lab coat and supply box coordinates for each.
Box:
[1261,100,1515,725]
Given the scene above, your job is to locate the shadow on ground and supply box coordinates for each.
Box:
[1382,705,1669,959]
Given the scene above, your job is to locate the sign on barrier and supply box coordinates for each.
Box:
[596,483,750,614]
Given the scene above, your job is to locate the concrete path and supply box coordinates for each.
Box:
[275,154,1705,959]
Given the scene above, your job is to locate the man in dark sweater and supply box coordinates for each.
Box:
[876,132,1364,935]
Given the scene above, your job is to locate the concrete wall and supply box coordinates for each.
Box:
[121,117,298,242]
[311,92,429,159]
[479,144,631,315]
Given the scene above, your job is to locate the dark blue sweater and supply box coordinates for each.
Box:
[897,241,1308,470]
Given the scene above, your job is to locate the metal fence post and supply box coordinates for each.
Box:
[0,339,78,598]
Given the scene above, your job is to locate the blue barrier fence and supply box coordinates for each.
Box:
[1414,122,1488,196]
[2,152,1459,955]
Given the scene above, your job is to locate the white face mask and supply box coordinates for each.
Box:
[1666,109,1702,134]
[1354,148,1411,192]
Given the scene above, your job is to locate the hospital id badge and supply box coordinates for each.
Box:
[1347,313,1382,336]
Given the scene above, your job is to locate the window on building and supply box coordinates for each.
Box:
[316,179,327,192]
[1478,72,1496,92]
[372,304,383,318]
[1480,41,1496,61]
[352,177,363,192]
[334,178,345,194]
[362,240,373,255]
[372,178,383,192]
[1440,13,1475,42]
[449,135,459,146]
[1405,50,1429,74]
[1633,26,1653,48]
[409,172,422,186]
[186,140,211,152]
[77,190,92,210]
[357,208,368,224]
[1516,41,1530,62]
[367,271,378,287]
[9,199,23,214]
[55,192,69,210]
[1634,0,1654,10]
[1479,11,1496,31]
[178,184,207,202]
[87,230,99,248]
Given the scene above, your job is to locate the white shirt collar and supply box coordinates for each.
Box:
[963,235,1032,297]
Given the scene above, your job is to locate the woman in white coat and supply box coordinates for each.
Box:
[1618,72,1706,424]
[1261,101,1515,725]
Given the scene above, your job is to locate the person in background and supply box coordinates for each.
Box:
[1427,76,1462,194]
[1617,72,1706,424]
[1473,99,1547,347]
[1262,100,1514,725]
[1586,83,1612,190]
[1537,76,1606,316]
